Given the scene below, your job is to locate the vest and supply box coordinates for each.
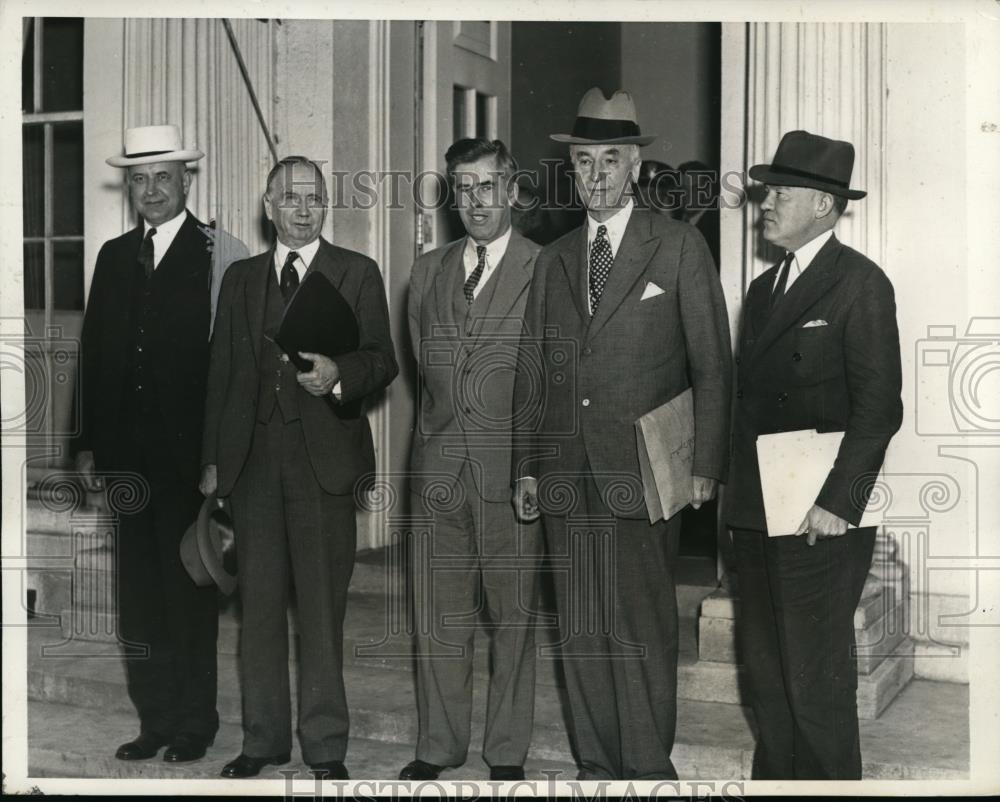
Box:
[256,265,302,423]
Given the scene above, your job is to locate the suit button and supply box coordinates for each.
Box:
[583,347,593,356]
[777,392,788,402]
[135,384,142,391]
[582,398,590,407]
[792,352,802,361]
[734,355,740,366]
[736,389,743,399]
[275,384,281,391]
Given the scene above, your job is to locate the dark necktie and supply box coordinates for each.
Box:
[770,252,795,308]
[589,224,613,315]
[464,245,487,305]
[280,250,300,303]
[138,227,157,279]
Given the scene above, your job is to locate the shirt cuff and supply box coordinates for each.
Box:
[331,381,342,400]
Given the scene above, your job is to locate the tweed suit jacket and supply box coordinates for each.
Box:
[201,237,398,497]
[724,234,903,531]
[511,208,732,519]
[409,230,540,503]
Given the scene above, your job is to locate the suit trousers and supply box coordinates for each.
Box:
[411,460,542,767]
[117,414,219,741]
[731,526,877,780]
[542,470,681,780]
[230,415,357,764]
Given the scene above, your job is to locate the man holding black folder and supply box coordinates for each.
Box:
[200,156,398,779]
[510,89,732,780]
[725,131,903,779]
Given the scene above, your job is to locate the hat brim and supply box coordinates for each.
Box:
[197,495,238,596]
[107,149,205,168]
[748,163,866,199]
[550,133,656,146]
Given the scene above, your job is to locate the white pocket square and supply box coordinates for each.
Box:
[641,282,665,300]
[802,319,828,328]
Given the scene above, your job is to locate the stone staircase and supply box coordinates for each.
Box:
[21,490,970,781]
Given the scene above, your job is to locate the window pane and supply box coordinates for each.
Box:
[22,18,35,112]
[53,121,83,236]
[476,92,491,139]
[41,17,83,112]
[23,125,44,237]
[54,240,84,311]
[24,242,45,310]
[453,85,467,142]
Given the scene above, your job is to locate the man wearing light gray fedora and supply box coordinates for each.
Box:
[511,88,732,780]
[73,124,248,764]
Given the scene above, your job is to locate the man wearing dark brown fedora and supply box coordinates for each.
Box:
[511,88,732,780]
[725,130,903,779]
[73,124,248,764]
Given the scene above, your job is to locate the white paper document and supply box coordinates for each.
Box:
[635,388,694,523]
[756,429,884,536]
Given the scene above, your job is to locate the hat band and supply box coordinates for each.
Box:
[571,116,642,141]
[124,148,174,159]
[769,162,849,189]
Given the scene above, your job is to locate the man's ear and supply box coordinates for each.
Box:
[815,190,836,220]
[182,169,193,195]
[262,192,274,222]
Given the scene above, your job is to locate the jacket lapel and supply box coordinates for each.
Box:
[558,227,588,324]
[475,232,534,340]
[432,239,465,331]
[752,234,845,359]
[155,212,209,281]
[586,210,659,343]
[244,247,274,367]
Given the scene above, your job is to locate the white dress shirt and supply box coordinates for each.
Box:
[585,199,634,314]
[144,209,187,269]
[272,237,341,398]
[773,229,834,293]
[463,226,512,299]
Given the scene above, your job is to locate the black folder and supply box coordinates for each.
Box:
[273,270,362,419]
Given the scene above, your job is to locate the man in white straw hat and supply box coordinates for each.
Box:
[72,123,247,764]
[511,88,732,780]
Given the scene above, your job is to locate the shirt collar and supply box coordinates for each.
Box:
[586,198,634,252]
[791,229,834,272]
[465,226,513,267]
[144,208,186,238]
[275,237,321,271]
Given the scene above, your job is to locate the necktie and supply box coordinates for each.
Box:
[280,251,300,303]
[464,245,487,305]
[138,227,157,279]
[770,252,795,308]
[589,224,613,315]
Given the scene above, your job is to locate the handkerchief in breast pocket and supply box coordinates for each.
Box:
[641,281,665,301]
[801,319,828,328]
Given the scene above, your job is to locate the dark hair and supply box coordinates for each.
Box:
[831,194,849,216]
[445,138,517,180]
[265,155,325,195]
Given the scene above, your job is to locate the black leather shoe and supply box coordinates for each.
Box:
[399,759,443,781]
[115,733,170,761]
[220,752,291,778]
[490,765,525,781]
[163,734,213,763]
[309,760,349,780]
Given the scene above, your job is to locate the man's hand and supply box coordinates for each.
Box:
[512,477,541,522]
[796,504,850,546]
[691,475,718,510]
[199,464,218,499]
[75,450,101,492]
[296,352,340,396]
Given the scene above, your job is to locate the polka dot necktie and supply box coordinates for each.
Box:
[589,224,613,315]
[464,245,487,305]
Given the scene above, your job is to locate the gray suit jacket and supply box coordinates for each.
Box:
[511,208,732,518]
[409,230,540,502]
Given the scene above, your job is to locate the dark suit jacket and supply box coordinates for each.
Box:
[201,238,398,497]
[724,234,903,531]
[74,211,216,487]
[511,208,732,518]
[408,231,540,502]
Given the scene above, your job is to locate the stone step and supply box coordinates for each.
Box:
[913,640,968,684]
[28,700,578,782]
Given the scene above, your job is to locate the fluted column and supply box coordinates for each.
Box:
[123,18,275,253]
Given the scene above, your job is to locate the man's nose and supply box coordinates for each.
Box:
[761,192,773,210]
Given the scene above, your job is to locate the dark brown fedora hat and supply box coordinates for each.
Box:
[179,494,237,595]
[749,130,866,200]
